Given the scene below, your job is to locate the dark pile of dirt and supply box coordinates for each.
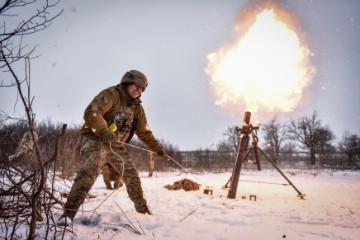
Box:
[164,178,200,191]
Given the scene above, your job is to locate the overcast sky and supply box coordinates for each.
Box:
[1,0,359,150]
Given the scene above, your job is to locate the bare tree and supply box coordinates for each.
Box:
[281,140,297,164]
[261,119,287,162]
[338,131,360,167]
[316,126,335,154]
[287,110,335,165]
[0,1,63,239]
[1,0,63,84]
[217,125,239,156]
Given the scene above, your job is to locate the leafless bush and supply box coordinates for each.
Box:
[1,1,64,237]
[0,125,68,239]
[36,121,83,179]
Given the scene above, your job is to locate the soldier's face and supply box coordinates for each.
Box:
[127,84,143,99]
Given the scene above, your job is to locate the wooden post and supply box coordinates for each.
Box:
[148,152,155,177]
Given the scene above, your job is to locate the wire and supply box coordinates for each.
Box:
[108,142,125,179]
[115,140,214,189]
[240,179,289,186]
[115,140,295,192]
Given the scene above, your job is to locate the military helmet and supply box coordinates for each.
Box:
[120,70,148,92]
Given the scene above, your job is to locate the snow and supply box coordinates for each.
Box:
[7,170,360,239]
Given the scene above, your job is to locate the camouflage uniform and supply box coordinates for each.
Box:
[61,70,164,221]
[102,163,124,189]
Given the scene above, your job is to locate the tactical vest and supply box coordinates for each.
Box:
[110,105,138,143]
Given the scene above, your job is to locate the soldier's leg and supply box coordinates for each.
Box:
[102,164,113,189]
[108,147,150,214]
[109,164,123,189]
[113,174,124,189]
[62,137,104,220]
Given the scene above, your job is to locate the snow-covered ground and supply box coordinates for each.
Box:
[10,169,360,239]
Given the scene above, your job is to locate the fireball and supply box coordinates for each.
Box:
[205,1,315,114]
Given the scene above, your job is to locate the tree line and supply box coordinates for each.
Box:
[211,110,360,169]
[1,110,359,179]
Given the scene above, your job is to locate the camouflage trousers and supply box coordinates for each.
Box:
[63,136,148,220]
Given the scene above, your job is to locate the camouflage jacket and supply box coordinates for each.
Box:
[80,85,162,151]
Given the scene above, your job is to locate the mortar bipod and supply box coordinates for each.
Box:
[225,118,305,199]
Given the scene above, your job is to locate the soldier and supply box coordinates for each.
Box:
[102,163,124,189]
[58,70,166,225]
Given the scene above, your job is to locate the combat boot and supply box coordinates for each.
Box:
[105,181,113,190]
[113,178,124,189]
[135,202,152,215]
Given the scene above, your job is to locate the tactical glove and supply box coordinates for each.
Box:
[156,148,166,157]
[100,131,116,143]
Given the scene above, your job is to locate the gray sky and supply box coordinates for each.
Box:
[1,0,359,150]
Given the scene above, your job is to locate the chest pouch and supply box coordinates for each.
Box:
[126,118,139,143]
[110,106,135,142]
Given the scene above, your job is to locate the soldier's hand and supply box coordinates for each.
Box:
[156,148,166,157]
[101,131,116,143]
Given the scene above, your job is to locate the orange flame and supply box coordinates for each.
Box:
[205,1,315,114]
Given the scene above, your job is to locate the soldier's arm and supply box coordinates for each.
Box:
[83,89,115,137]
[136,105,162,152]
